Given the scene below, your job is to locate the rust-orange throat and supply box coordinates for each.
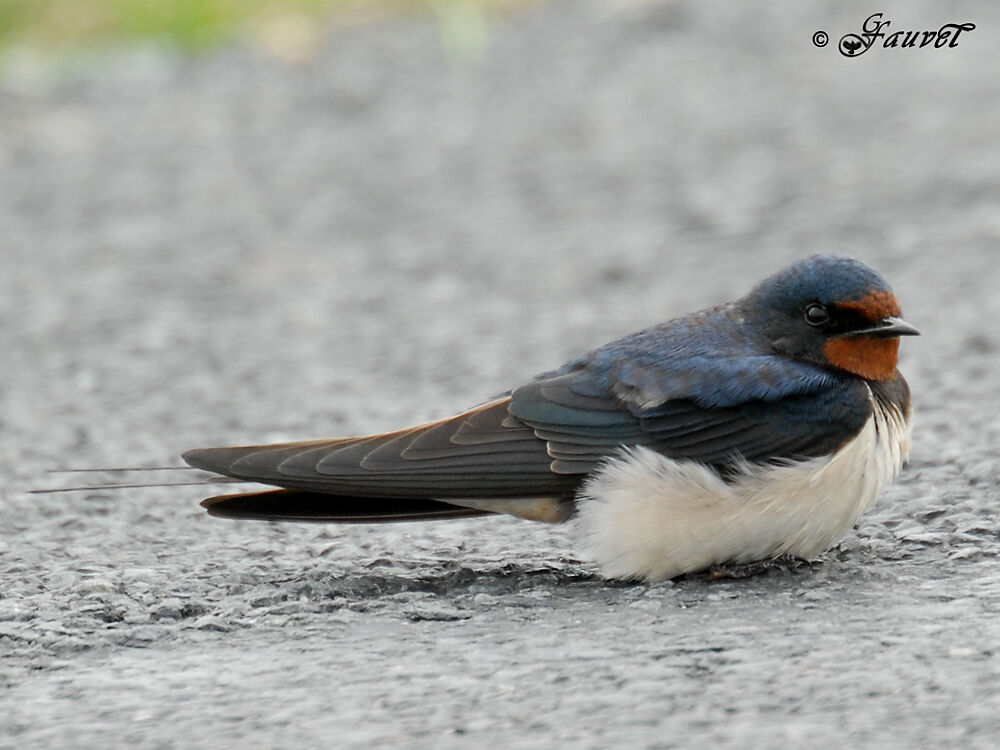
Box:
[822,291,906,381]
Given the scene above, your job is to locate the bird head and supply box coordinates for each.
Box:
[745,255,919,381]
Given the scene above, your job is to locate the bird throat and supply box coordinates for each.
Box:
[822,291,904,381]
[823,336,900,381]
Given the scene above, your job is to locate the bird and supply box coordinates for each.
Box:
[181,254,918,581]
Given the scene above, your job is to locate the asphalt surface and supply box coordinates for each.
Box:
[2,0,999,747]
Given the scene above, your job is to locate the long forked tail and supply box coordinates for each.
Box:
[37,398,583,524]
[31,467,241,494]
[31,470,495,522]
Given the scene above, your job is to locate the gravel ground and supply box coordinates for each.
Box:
[2,0,1000,747]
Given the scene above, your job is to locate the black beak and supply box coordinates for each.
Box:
[844,316,921,338]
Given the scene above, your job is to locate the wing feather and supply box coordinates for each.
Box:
[183,398,582,499]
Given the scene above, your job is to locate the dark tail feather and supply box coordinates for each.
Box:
[30,468,242,494]
[46,466,192,473]
[201,488,494,523]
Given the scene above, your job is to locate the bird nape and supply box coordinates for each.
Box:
[44,254,919,581]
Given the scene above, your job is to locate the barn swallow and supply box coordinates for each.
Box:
[183,254,918,581]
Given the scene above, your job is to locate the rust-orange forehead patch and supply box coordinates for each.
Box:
[834,290,901,321]
[823,337,900,381]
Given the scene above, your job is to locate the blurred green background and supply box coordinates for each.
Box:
[0,0,523,57]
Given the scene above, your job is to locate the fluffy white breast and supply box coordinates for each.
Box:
[576,390,911,581]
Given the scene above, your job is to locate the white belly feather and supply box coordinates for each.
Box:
[576,389,911,581]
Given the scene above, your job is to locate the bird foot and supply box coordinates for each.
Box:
[707,556,800,580]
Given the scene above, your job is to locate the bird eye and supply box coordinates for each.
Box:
[804,303,830,327]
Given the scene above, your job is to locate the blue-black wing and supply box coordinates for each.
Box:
[508,353,875,474]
